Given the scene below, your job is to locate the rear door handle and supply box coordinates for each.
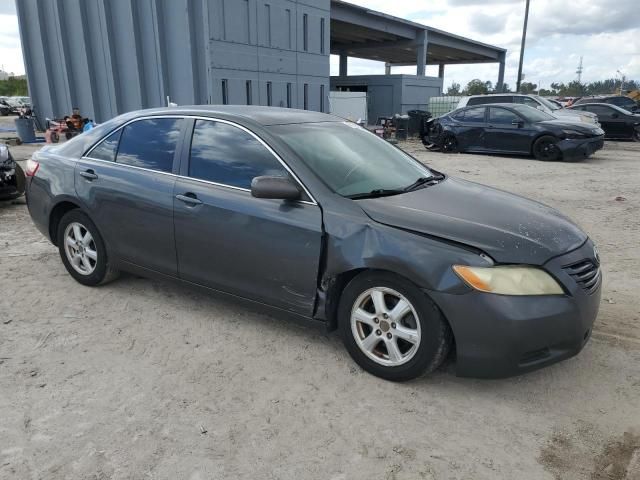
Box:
[79,170,98,180]
[175,193,202,206]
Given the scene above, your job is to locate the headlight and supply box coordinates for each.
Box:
[453,265,564,295]
[561,129,586,139]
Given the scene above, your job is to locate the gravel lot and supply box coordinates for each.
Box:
[1,122,639,479]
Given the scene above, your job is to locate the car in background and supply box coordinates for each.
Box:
[425,103,604,161]
[546,98,564,109]
[573,95,639,113]
[0,97,11,116]
[569,103,640,141]
[458,93,599,126]
[24,106,601,380]
[0,144,25,201]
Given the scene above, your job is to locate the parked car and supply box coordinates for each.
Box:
[425,104,604,161]
[569,103,640,141]
[458,94,600,125]
[0,98,11,116]
[0,144,25,200]
[573,95,639,113]
[25,106,601,381]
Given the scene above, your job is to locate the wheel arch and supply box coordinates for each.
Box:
[48,200,83,246]
[322,267,455,346]
[530,131,559,155]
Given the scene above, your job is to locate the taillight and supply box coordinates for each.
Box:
[25,159,40,177]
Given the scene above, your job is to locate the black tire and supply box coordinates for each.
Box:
[633,129,640,142]
[339,271,452,382]
[50,132,59,143]
[57,209,119,286]
[441,133,459,153]
[532,135,561,161]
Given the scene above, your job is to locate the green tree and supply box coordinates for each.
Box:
[0,77,28,96]
[519,82,537,94]
[446,82,461,95]
[463,79,490,95]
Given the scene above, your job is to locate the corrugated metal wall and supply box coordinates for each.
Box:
[16,0,330,125]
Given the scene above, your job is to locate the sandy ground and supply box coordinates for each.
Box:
[1,119,639,479]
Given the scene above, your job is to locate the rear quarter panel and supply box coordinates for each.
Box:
[26,148,79,242]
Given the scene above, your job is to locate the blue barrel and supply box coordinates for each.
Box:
[14,117,36,143]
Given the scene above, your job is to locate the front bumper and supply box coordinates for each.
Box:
[557,135,604,160]
[429,239,601,378]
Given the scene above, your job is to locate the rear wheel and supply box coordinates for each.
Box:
[57,210,118,286]
[633,129,640,142]
[532,135,561,161]
[339,271,452,381]
[441,133,459,153]
[50,132,59,143]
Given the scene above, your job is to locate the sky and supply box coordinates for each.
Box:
[1,0,638,90]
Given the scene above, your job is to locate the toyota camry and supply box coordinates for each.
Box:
[25,106,601,381]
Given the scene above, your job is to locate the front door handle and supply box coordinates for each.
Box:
[175,193,202,206]
[80,170,98,181]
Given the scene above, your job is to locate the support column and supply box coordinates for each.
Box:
[416,30,428,76]
[339,52,348,77]
[385,63,391,75]
[496,51,506,92]
[438,64,445,79]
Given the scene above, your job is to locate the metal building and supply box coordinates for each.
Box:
[16,0,505,125]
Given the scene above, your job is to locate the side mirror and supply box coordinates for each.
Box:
[611,113,619,119]
[536,105,545,111]
[511,119,524,128]
[251,175,301,200]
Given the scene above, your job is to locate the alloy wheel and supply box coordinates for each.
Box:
[350,287,421,367]
[64,222,98,275]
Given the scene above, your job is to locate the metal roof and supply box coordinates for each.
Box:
[330,0,505,65]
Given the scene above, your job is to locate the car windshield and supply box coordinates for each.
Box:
[268,121,433,197]
[511,105,556,122]
[535,95,561,111]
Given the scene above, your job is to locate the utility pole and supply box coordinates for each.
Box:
[516,0,530,93]
[576,56,583,84]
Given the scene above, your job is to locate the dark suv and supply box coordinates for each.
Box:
[574,95,639,113]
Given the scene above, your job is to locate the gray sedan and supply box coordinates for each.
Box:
[24,106,601,381]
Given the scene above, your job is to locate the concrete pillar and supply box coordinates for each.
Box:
[438,64,445,79]
[339,52,348,77]
[385,63,391,75]
[496,51,506,92]
[416,30,428,76]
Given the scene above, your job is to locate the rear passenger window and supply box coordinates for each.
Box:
[518,97,540,109]
[116,118,182,173]
[89,130,121,162]
[463,107,486,123]
[467,96,511,106]
[188,120,287,189]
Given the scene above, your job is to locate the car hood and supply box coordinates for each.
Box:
[538,119,603,134]
[552,109,597,123]
[357,177,587,265]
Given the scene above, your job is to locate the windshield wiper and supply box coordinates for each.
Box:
[403,174,444,192]
[345,188,405,200]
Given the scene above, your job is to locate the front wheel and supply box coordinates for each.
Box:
[532,135,561,161]
[339,272,452,381]
[633,129,640,142]
[57,210,118,286]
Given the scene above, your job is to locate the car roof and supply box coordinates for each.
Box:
[122,105,344,126]
[466,93,531,98]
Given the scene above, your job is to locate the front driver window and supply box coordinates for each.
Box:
[489,108,521,124]
[188,120,287,189]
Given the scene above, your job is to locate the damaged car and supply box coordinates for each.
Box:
[0,143,25,201]
[25,107,601,381]
[424,104,605,161]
